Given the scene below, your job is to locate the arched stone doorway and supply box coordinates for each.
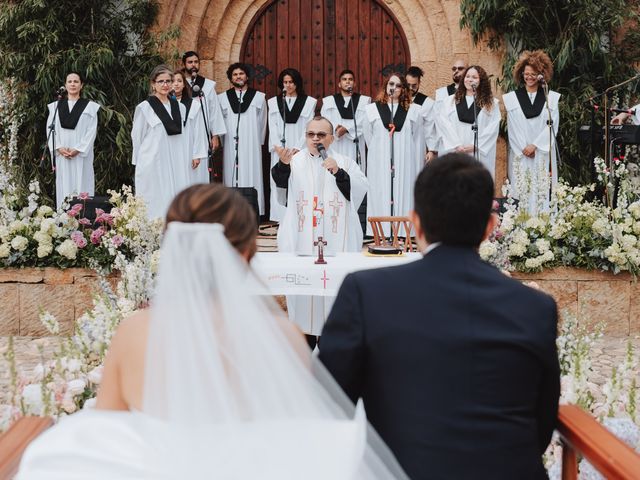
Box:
[240,0,411,100]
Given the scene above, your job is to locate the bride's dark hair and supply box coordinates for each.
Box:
[166,184,258,259]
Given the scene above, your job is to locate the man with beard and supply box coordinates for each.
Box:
[218,63,268,215]
[432,59,468,161]
[182,51,226,155]
[320,69,370,172]
[406,66,437,170]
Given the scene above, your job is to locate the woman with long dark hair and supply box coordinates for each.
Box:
[363,72,421,235]
[46,72,100,209]
[267,68,317,222]
[436,65,500,178]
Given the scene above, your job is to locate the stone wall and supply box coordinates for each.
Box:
[513,268,640,336]
[0,269,115,337]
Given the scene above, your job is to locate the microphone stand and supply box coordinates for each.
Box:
[347,89,363,171]
[540,80,559,206]
[472,86,479,162]
[41,91,64,171]
[192,84,213,179]
[233,89,243,188]
[280,90,287,148]
[388,92,397,245]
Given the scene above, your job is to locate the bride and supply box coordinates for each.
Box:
[17,184,408,479]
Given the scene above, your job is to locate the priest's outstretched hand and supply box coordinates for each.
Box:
[275,146,296,164]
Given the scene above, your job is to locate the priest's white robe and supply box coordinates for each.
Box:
[132,101,191,220]
[277,148,367,335]
[504,90,560,214]
[362,102,421,236]
[186,100,211,185]
[633,104,640,125]
[46,100,100,209]
[320,94,370,172]
[436,95,501,178]
[412,95,437,174]
[267,95,317,222]
[219,89,268,214]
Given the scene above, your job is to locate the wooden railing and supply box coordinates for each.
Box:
[0,416,52,479]
[558,404,640,479]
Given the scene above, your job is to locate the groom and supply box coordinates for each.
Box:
[319,153,560,479]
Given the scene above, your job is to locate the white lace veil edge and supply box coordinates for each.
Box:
[142,222,409,479]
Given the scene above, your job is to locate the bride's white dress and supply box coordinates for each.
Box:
[18,222,408,479]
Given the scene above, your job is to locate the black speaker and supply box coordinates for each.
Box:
[233,187,260,226]
[68,196,113,223]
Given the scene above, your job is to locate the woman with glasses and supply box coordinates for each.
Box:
[132,65,194,219]
[436,65,500,179]
[46,72,101,209]
[503,50,559,214]
[362,72,421,236]
[267,68,317,222]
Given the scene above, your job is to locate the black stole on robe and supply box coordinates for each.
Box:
[515,87,545,119]
[226,88,258,114]
[412,92,428,106]
[146,96,182,135]
[447,83,457,96]
[456,98,481,125]
[180,96,192,125]
[375,102,408,132]
[58,98,90,129]
[333,93,361,120]
[193,74,206,90]
[277,95,308,124]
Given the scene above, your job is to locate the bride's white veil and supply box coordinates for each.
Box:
[143,222,409,479]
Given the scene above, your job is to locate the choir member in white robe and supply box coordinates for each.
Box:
[320,69,370,172]
[182,50,226,182]
[172,69,208,192]
[363,73,421,236]
[218,63,268,214]
[436,65,500,178]
[46,72,100,209]
[504,50,560,214]
[432,59,467,161]
[273,116,367,346]
[267,68,317,222]
[406,66,437,173]
[132,65,192,220]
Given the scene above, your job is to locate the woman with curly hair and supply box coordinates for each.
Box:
[363,72,421,235]
[503,50,560,214]
[436,65,500,178]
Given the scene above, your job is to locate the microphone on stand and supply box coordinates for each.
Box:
[169,90,176,100]
[192,84,202,97]
[56,86,66,96]
[471,82,478,93]
[347,85,353,94]
[610,107,636,115]
[537,74,546,84]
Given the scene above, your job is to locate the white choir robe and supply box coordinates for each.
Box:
[198,78,226,139]
[633,104,640,125]
[131,101,192,220]
[433,85,456,155]
[46,100,100,209]
[436,95,501,178]
[267,95,317,221]
[362,102,421,236]
[504,90,560,214]
[320,94,370,172]
[219,90,268,214]
[277,148,367,335]
[413,96,437,174]
[187,100,211,185]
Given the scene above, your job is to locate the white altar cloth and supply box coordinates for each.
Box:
[251,252,422,297]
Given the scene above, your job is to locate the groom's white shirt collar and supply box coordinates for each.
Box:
[422,242,441,256]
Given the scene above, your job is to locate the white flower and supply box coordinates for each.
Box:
[67,378,86,396]
[61,392,77,413]
[40,218,55,234]
[65,358,82,373]
[40,311,60,335]
[36,205,53,217]
[10,235,28,251]
[87,366,103,385]
[37,243,53,258]
[83,398,97,409]
[479,241,497,260]
[0,225,9,240]
[21,384,44,414]
[9,219,23,233]
[0,243,9,258]
[31,364,45,381]
[56,239,78,259]
[535,238,550,254]
[33,230,51,244]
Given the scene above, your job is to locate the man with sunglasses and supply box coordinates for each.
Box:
[272,116,368,349]
[431,59,468,161]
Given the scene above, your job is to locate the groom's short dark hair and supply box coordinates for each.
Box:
[414,153,493,247]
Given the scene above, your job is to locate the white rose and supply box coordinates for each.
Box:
[37,243,53,258]
[9,220,23,233]
[0,226,9,240]
[67,378,87,396]
[10,235,28,251]
[33,230,51,244]
[0,243,9,258]
[56,239,78,260]
[87,366,103,385]
[40,218,55,234]
[21,384,44,414]
[37,205,53,217]
[66,358,82,373]
[479,241,497,260]
[535,238,550,254]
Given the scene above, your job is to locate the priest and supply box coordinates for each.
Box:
[320,69,370,171]
[218,63,268,215]
[272,116,367,349]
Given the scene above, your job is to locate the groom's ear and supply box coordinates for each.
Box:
[409,209,427,251]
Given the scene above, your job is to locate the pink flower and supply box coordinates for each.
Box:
[71,231,87,248]
[90,227,105,245]
[494,230,504,240]
[78,218,91,226]
[96,213,114,226]
[95,208,105,217]
[67,209,78,217]
[78,192,90,200]
[111,235,124,247]
[492,200,500,212]
[71,203,83,212]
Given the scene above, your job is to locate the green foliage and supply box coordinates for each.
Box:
[460,0,640,184]
[0,0,180,203]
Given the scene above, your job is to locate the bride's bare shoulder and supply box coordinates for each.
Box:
[115,309,150,341]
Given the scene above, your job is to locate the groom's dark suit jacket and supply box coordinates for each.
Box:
[319,245,560,480]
